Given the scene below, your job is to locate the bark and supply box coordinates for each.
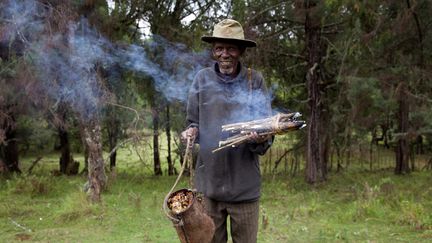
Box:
[319,109,330,177]
[369,141,374,171]
[166,104,174,175]
[1,112,21,173]
[152,106,162,175]
[107,111,120,170]
[406,0,424,67]
[109,148,117,170]
[82,120,107,202]
[52,102,76,175]
[0,158,7,174]
[415,135,423,154]
[79,125,89,174]
[382,124,390,149]
[335,145,343,173]
[3,128,21,173]
[58,127,73,174]
[395,82,410,174]
[304,0,325,183]
[82,146,89,174]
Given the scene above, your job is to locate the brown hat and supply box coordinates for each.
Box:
[201,19,256,48]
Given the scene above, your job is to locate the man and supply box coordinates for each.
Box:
[182,19,273,243]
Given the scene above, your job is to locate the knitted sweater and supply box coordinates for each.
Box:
[186,62,272,202]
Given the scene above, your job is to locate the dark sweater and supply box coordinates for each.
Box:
[186,62,272,202]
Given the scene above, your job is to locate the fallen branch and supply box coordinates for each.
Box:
[272,141,304,173]
[9,217,32,232]
[27,156,43,174]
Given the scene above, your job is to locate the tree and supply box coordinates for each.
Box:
[52,102,77,175]
[350,0,432,174]
[0,0,111,200]
[302,0,327,183]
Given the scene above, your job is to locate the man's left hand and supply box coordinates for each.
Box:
[248,131,271,144]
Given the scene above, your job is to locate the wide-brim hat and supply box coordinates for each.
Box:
[201,19,257,48]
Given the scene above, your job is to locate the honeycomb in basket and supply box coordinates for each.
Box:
[168,190,194,214]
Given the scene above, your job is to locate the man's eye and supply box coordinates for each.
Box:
[229,48,237,52]
[215,47,223,52]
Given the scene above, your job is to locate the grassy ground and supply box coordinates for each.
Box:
[1,149,432,242]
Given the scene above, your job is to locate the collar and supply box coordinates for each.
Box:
[213,62,247,84]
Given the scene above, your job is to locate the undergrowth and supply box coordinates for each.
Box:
[1,153,432,242]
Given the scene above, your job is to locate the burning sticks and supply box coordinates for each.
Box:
[213,112,306,153]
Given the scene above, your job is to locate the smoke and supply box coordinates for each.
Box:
[119,40,211,102]
[0,0,212,121]
[1,0,273,124]
[0,0,42,43]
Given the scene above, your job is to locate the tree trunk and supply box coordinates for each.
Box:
[304,0,325,183]
[152,106,162,175]
[52,103,77,175]
[0,158,8,174]
[166,104,174,175]
[395,82,410,174]
[1,111,21,173]
[3,127,21,173]
[335,146,343,173]
[79,125,89,175]
[319,109,330,177]
[82,120,107,202]
[107,111,120,170]
[369,139,374,171]
[59,127,73,174]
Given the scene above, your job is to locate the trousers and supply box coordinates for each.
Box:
[203,197,259,243]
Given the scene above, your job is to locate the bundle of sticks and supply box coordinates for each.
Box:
[212,112,306,153]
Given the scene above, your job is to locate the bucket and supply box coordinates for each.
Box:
[166,188,215,243]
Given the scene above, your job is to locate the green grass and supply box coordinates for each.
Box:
[260,172,432,242]
[1,148,432,242]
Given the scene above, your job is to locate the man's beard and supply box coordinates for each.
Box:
[218,60,236,75]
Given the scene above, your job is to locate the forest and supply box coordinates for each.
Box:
[1,0,432,242]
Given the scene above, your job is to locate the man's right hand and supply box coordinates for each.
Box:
[181,127,198,144]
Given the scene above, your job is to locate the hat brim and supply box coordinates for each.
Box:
[201,36,257,48]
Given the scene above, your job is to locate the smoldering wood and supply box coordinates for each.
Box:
[213,113,306,153]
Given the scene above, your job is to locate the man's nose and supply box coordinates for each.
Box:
[221,49,230,56]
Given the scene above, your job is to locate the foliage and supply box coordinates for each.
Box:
[0,0,431,180]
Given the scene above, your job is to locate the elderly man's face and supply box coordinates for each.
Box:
[212,42,242,76]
